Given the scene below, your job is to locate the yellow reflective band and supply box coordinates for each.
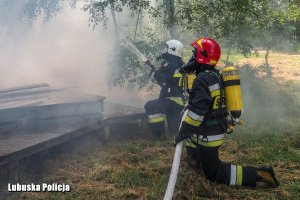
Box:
[236,165,243,186]
[148,116,165,123]
[190,139,224,147]
[199,139,224,147]
[211,89,220,98]
[173,73,182,78]
[184,115,201,127]
[189,134,224,147]
[178,77,183,87]
[185,139,196,148]
[168,97,185,106]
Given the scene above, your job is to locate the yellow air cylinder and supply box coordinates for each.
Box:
[187,74,196,90]
[222,66,243,120]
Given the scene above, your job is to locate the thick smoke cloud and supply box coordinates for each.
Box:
[238,64,300,133]
[0,1,149,107]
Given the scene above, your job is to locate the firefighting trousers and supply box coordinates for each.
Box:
[187,145,258,187]
[144,97,184,137]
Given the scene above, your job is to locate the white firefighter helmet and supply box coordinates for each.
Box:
[162,40,184,58]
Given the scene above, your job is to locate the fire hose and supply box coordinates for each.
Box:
[122,35,185,200]
[163,141,183,200]
[119,33,156,73]
[109,9,183,199]
[109,7,156,72]
[119,32,183,200]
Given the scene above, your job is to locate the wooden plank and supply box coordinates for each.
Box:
[0,97,104,126]
[0,83,49,94]
[0,89,105,109]
[0,112,146,166]
[0,132,67,157]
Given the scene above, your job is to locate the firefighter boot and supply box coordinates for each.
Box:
[186,156,197,168]
[256,166,279,187]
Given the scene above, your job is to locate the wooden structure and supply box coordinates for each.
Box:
[0,84,146,166]
[0,84,146,196]
[0,83,104,133]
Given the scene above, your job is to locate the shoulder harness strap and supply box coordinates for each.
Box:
[204,70,229,132]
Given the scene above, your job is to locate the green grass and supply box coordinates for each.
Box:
[21,130,300,200]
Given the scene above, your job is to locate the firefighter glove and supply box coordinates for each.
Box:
[179,56,196,74]
[173,134,188,147]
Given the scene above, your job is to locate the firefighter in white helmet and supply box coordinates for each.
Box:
[144,40,185,138]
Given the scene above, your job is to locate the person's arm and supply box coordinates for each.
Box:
[153,62,169,85]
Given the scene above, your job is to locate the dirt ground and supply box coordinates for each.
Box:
[238,51,300,83]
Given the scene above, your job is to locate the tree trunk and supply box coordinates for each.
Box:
[110,7,119,39]
[265,48,272,76]
[165,0,179,39]
[296,20,300,43]
[134,11,141,43]
[225,48,231,66]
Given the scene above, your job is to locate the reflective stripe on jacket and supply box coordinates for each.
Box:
[178,68,228,147]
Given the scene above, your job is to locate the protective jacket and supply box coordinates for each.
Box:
[145,53,185,136]
[176,39,278,188]
[179,59,228,147]
[177,62,274,188]
[153,54,185,99]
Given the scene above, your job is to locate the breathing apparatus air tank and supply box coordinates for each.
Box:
[182,73,196,96]
[187,74,196,90]
[222,66,243,121]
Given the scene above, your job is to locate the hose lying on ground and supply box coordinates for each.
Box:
[163,141,183,200]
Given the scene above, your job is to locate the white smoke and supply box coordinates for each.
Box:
[0,1,149,107]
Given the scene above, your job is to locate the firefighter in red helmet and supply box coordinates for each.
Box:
[174,37,279,187]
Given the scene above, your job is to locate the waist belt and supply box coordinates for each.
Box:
[189,134,225,147]
[206,111,228,118]
[204,120,219,126]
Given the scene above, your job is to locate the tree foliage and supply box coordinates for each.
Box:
[82,0,151,29]
[177,1,272,54]
[0,0,77,23]
[1,0,299,89]
[109,38,162,89]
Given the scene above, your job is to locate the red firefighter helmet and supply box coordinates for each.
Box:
[191,38,221,66]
